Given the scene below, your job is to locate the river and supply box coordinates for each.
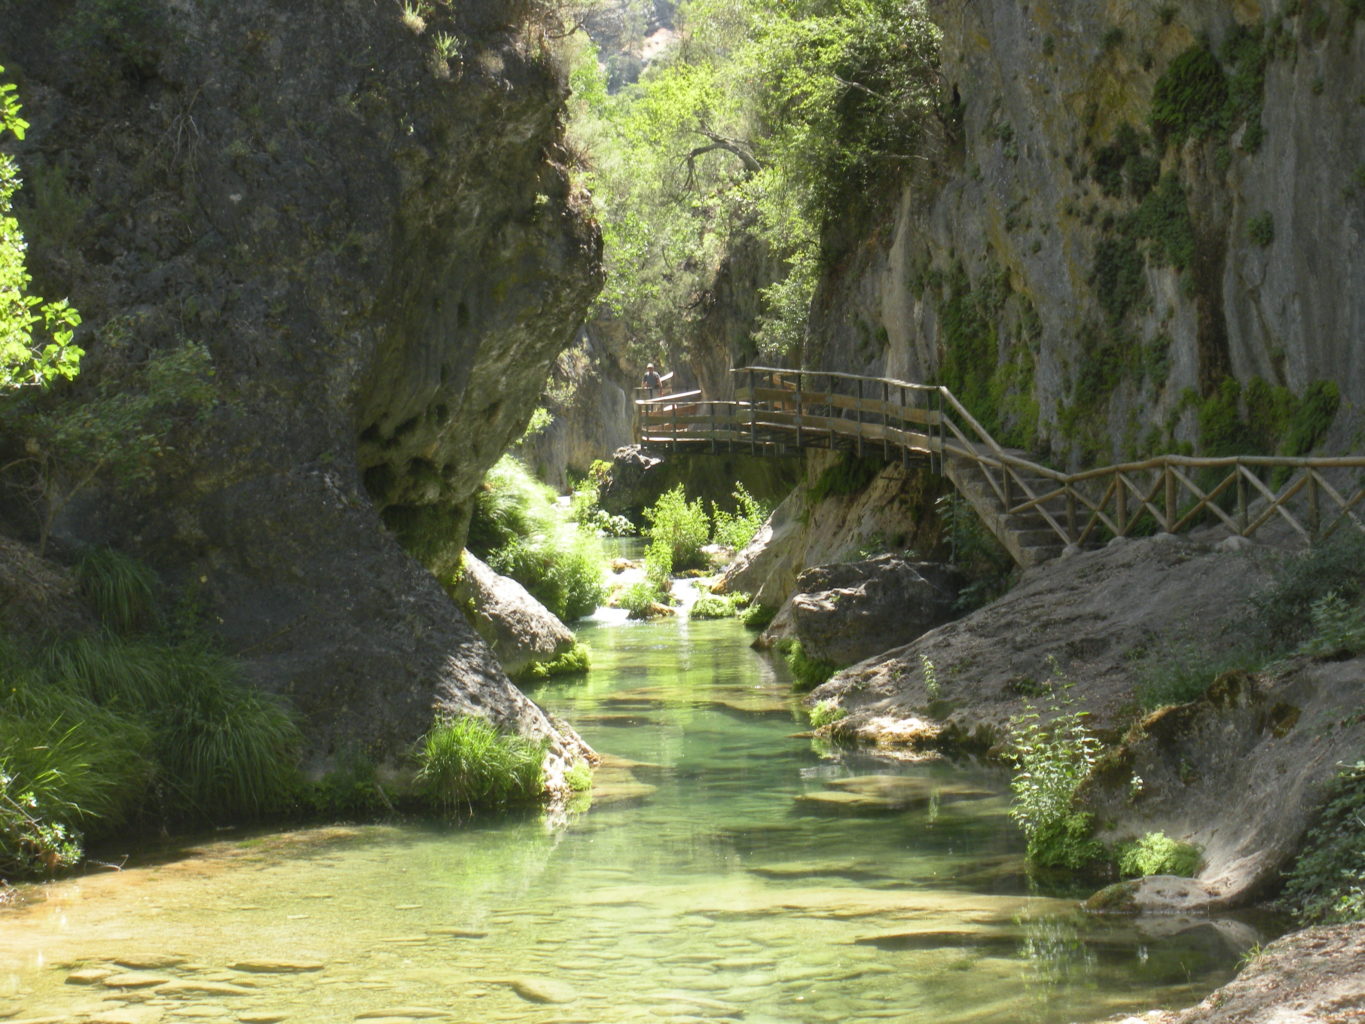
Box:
[0,600,1275,1024]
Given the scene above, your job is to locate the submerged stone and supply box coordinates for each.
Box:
[66,968,116,985]
[505,977,577,1004]
[102,973,172,989]
[229,960,325,974]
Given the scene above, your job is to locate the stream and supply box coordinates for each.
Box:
[0,598,1278,1024]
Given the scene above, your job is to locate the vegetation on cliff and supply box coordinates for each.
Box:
[568,0,941,365]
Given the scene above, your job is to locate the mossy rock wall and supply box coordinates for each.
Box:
[0,0,601,771]
[808,0,1365,466]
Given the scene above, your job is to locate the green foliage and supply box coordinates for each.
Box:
[570,0,941,364]
[807,455,882,505]
[75,546,160,635]
[469,455,606,622]
[780,639,838,692]
[1117,832,1202,878]
[301,752,394,821]
[1,673,152,875]
[1,66,83,394]
[1149,31,1268,151]
[1247,212,1275,246]
[808,697,846,728]
[711,484,770,551]
[517,642,593,681]
[49,634,300,816]
[1298,592,1365,660]
[1007,673,1105,870]
[643,485,711,573]
[1249,530,1365,650]
[1282,761,1365,924]
[564,759,593,793]
[414,716,546,814]
[936,493,1014,611]
[1135,643,1251,711]
[689,594,740,619]
[741,601,778,631]
[1150,44,1229,144]
[1191,376,1339,460]
[618,579,671,619]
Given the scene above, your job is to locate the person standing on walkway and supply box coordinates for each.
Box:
[642,363,663,396]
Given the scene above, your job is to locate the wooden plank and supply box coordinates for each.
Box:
[1169,467,1241,533]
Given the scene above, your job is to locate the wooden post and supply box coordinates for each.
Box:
[881,380,890,460]
[1116,472,1128,535]
[901,385,910,470]
[749,367,757,456]
[856,376,864,458]
[1066,488,1077,543]
[1237,462,1248,534]
[795,370,803,453]
[709,400,716,455]
[1164,463,1176,532]
[671,399,678,454]
[1309,470,1321,540]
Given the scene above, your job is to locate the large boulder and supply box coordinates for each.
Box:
[452,553,575,679]
[769,556,961,666]
[2,0,600,776]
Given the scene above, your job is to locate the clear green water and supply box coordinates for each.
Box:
[1,609,1273,1024]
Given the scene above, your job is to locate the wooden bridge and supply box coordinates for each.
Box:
[634,366,1365,567]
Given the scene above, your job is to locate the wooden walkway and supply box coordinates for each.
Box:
[634,366,1365,567]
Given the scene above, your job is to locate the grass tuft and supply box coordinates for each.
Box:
[414,715,546,814]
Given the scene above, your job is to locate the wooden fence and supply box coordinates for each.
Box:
[634,366,1365,554]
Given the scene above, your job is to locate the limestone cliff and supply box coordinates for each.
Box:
[1,0,601,773]
[810,0,1363,466]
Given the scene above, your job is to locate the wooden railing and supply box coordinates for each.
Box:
[634,366,1365,552]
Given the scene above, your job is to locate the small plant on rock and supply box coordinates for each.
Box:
[414,715,546,815]
[808,698,845,729]
[1007,669,1105,870]
[1117,831,1202,877]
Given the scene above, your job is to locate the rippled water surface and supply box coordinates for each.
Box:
[1,607,1273,1024]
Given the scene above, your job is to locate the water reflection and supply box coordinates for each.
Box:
[0,610,1277,1024]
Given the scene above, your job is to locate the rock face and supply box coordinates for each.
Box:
[810,533,1365,908]
[2,0,600,772]
[452,553,575,679]
[1101,923,1365,1024]
[716,454,945,609]
[767,555,961,666]
[810,0,1365,461]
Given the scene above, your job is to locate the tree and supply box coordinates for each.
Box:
[0,66,82,391]
[567,0,941,365]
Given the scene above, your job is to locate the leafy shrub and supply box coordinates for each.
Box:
[741,602,778,631]
[1007,675,1105,869]
[1249,531,1365,651]
[414,716,546,814]
[1298,593,1365,660]
[780,639,838,692]
[690,595,738,620]
[643,485,711,573]
[1282,761,1365,924]
[1117,831,1202,877]
[1150,43,1228,144]
[1134,642,1252,710]
[518,642,592,681]
[471,455,606,622]
[618,580,670,619]
[564,759,593,792]
[711,484,770,551]
[809,698,846,729]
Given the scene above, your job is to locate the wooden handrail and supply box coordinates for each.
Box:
[632,366,1365,561]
